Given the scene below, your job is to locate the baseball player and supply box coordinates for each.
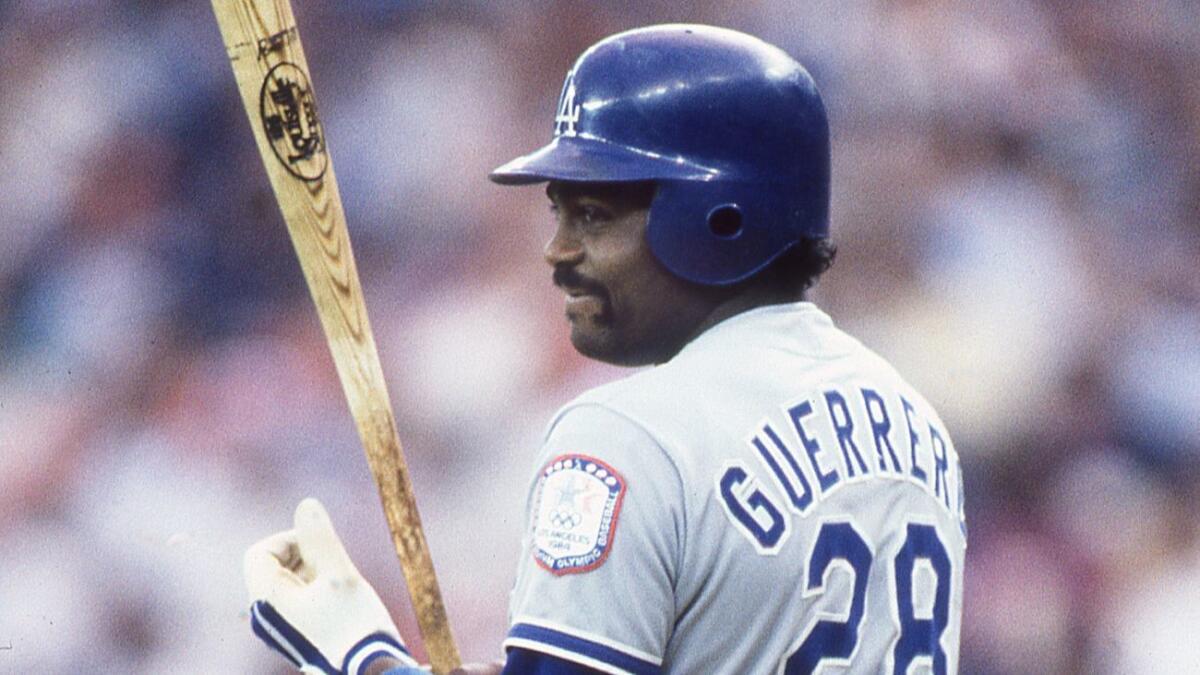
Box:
[243,24,967,675]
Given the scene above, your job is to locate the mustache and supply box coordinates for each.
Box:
[553,265,606,297]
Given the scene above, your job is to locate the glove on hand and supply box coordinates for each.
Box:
[245,498,419,674]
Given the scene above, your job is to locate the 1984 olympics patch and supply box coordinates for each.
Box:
[532,454,626,575]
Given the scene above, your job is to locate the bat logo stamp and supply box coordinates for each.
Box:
[257,27,298,59]
[531,454,626,575]
[259,62,328,181]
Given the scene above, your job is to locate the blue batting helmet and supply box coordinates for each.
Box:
[490,24,830,285]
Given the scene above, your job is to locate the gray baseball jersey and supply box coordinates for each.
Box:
[505,302,967,674]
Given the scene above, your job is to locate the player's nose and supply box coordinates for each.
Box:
[543,227,584,267]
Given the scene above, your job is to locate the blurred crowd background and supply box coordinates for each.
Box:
[2,0,1198,672]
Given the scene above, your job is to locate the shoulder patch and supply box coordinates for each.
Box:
[532,454,627,575]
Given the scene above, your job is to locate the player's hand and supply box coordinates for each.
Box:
[244,498,418,675]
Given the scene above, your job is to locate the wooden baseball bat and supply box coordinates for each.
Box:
[210,1,461,671]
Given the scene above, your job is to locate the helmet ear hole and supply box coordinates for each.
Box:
[707,205,743,239]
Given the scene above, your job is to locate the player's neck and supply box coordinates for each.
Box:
[663,286,805,364]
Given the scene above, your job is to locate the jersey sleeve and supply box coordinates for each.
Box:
[504,403,684,675]
[503,647,609,674]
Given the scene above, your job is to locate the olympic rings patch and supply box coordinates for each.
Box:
[531,454,626,575]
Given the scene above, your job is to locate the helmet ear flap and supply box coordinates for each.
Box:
[647,181,799,286]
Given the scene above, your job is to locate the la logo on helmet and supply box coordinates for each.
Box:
[554,70,581,137]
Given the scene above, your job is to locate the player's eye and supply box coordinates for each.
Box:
[577,204,612,226]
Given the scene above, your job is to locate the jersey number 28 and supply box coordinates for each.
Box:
[784,521,952,674]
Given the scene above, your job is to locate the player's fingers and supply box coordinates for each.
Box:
[245,530,304,600]
[253,529,300,564]
[293,497,356,577]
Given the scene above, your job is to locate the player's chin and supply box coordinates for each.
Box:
[568,320,660,367]
[568,322,624,365]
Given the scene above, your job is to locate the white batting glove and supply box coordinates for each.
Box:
[244,498,419,674]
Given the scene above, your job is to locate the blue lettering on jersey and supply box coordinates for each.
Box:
[901,397,927,485]
[786,521,873,672]
[783,521,956,673]
[752,423,815,515]
[929,425,951,510]
[718,387,965,553]
[825,390,869,478]
[717,462,788,553]
[862,388,902,474]
[893,523,953,674]
[788,401,839,494]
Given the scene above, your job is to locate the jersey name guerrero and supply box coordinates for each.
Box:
[718,382,966,553]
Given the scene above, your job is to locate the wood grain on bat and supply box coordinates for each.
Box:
[211,1,461,671]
